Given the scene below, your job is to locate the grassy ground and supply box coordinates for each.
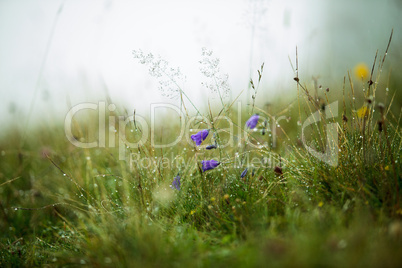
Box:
[1,48,401,267]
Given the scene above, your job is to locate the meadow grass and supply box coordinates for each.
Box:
[1,41,401,267]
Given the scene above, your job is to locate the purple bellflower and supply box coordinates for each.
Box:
[191,129,209,146]
[201,159,220,172]
[171,175,181,190]
[241,168,248,178]
[246,114,259,129]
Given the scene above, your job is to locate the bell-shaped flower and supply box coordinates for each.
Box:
[241,168,248,178]
[246,114,259,129]
[171,175,181,190]
[191,129,209,146]
[201,159,220,172]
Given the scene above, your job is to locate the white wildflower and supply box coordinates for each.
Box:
[132,49,185,99]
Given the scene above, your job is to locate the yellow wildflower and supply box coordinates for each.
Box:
[356,105,369,118]
[354,63,369,80]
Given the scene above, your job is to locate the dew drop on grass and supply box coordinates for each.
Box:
[63,174,66,176]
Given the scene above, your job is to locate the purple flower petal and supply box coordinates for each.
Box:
[191,129,210,146]
[171,175,181,190]
[246,114,259,129]
[201,159,220,172]
[241,168,248,178]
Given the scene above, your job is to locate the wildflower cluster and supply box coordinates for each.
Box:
[132,49,263,190]
[190,129,220,172]
[169,113,261,189]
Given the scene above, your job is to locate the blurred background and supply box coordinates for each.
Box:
[0,0,401,127]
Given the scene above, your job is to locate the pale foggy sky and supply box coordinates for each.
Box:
[0,0,401,126]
